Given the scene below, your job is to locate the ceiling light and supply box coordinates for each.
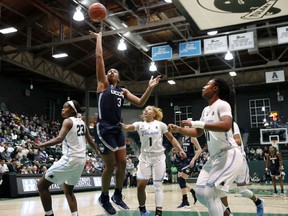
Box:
[207,30,218,35]
[225,50,233,60]
[149,62,157,72]
[164,0,173,3]
[167,80,176,85]
[30,80,33,90]
[73,6,84,21]
[0,27,17,34]
[229,71,237,77]
[117,38,127,51]
[52,53,68,58]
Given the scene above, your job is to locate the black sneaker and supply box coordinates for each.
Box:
[111,194,130,210]
[98,195,117,215]
[177,200,190,208]
[191,188,197,204]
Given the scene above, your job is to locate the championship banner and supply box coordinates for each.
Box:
[179,40,201,57]
[204,36,228,54]
[229,32,255,51]
[277,26,288,44]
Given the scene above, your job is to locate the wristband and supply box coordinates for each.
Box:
[191,121,205,129]
[265,168,268,171]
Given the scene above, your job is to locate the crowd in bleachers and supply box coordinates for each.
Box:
[245,146,268,161]
[0,109,103,185]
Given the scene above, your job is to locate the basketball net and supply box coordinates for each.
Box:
[271,140,279,151]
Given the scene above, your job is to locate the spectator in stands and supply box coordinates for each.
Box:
[20,154,31,167]
[0,159,9,185]
[125,158,135,188]
[256,146,263,160]
[7,159,18,173]
[249,147,257,161]
[170,164,178,183]
[0,143,12,161]
[27,148,35,163]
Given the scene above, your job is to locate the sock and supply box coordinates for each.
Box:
[155,207,162,216]
[71,211,78,216]
[45,210,54,216]
[182,194,188,201]
[274,189,278,193]
[281,189,284,193]
[139,205,146,212]
[226,207,231,213]
[190,188,195,195]
[254,198,261,206]
[114,188,122,195]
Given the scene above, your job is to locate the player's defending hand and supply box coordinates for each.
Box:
[168,124,180,133]
[149,75,161,88]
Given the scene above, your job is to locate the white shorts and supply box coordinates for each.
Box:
[137,153,166,181]
[45,155,86,185]
[196,148,244,192]
[235,156,250,185]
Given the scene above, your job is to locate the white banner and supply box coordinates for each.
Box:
[265,70,285,83]
[277,26,288,44]
[204,36,228,54]
[229,32,254,51]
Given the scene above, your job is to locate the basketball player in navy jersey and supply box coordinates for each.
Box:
[90,30,161,215]
[28,100,99,216]
[169,78,244,216]
[175,135,201,208]
[266,145,284,196]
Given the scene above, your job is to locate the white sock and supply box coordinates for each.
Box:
[71,211,78,216]
[45,210,53,216]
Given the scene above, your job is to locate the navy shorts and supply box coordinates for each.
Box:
[94,121,125,154]
[180,159,193,175]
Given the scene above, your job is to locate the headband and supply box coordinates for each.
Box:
[67,101,77,114]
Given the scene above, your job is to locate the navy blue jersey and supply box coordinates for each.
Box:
[97,85,124,125]
[182,136,195,160]
[269,153,281,176]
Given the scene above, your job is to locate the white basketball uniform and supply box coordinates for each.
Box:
[196,99,244,192]
[132,120,167,181]
[234,122,250,184]
[45,117,87,185]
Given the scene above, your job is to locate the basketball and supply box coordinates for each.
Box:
[88,3,107,23]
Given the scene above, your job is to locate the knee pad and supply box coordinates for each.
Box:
[238,186,253,198]
[178,177,186,189]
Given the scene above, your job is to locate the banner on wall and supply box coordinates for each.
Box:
[277,26,288,44]
[204,36,228,54]
[179,40,201,57]
[152,45,172,61]
[265,70,285,83]
[229,32,254,51]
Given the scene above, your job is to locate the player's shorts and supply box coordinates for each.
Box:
[235,156,250,185]
[137,152,166,181]
[270,168,281,177]
[94,121,125,154]
[196,147,244,192]
[45,155,86,185]
[180,159,193,175]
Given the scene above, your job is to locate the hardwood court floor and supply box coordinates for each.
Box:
[0,183,287,216]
